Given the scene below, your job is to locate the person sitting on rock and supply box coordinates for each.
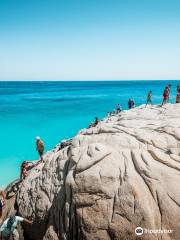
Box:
[128,99,135,109]
[128,99,131,109]
[59,140,67,150]
[146,90,152,106]
[0,190,6,220]
[89,117,100,128]
[92,117,100,127]
[35,136,44,162]
[0,214,33,240]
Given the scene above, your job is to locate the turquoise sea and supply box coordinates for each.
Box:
[0,80,179,187]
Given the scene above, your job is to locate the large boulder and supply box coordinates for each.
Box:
[16,104,180,240]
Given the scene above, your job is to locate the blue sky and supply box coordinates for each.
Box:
[0,0,180,80]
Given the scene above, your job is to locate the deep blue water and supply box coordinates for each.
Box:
[0,80,179,186]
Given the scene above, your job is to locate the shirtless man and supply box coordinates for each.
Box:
[146,90,152,106]
[35,137,45,162]
[162,86,169,106]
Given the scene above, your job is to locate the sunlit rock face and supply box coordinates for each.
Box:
[16,104,180,240]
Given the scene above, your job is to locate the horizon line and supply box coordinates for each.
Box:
[0,79,180,82]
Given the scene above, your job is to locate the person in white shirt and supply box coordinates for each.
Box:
[0,215,33,240]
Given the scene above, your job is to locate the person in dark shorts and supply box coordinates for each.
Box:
[128,99,135,109]
[146,90,152,106]
[116,104,122,113]
[35,136,44,162]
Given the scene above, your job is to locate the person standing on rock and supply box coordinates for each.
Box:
[167,84,171,103]
[146,90,152,107]
[0,214,33,240]
[161,86,169,106]
[176,85,180,103]
[36,136,44,162]
[116,104,122,113]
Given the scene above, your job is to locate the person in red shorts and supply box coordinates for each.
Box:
[161,86,169,106]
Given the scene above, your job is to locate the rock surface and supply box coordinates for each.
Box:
[12,104,180,239]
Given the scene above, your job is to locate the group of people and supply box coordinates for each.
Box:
[20,136,44,180]
[0,135,73,240]
[129,84,180,109]
[147,85,180,106]
[130,84,180,109]
[90,84,180,128]
[0,137,45,239]
[1,83,180,239]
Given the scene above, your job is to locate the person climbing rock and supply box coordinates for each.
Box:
[0,190,5,220]
[35,136,44,162]
[146,90,152,106]
[20,160,40,181]
[20,161,29,180]
[0,214,33,240]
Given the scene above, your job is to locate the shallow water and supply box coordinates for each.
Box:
[0,80,179,186]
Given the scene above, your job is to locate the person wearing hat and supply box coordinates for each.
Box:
[35,137,44,162]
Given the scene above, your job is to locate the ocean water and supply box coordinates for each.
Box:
[0,80,179,187]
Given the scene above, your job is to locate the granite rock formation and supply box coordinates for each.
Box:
[7,104,180,240]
